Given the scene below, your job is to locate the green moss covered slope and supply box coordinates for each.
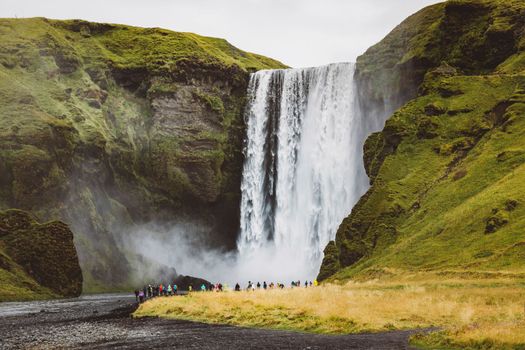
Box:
[320,0,525,281]
[0,18,286,291]
[0,209,82,301]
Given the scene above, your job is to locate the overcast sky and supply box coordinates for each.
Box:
[1,0,441,67]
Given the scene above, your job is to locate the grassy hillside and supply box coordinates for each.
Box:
[0,18,285,291]
[355,0,525,109]
[320,0,525,281]
[0,18,284,74]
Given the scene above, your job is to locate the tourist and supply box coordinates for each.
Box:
[134,289,139,303]
[263,281,267,289]
[167,283,173,296]
[257,282,261,289]
[138,289,145,303]
[201,283,206,291]
[235,283,241,291]
[173,283,178,295]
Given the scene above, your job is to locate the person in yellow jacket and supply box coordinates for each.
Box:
[313,279,318,286]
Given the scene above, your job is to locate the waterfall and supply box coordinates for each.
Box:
[237,63,371,281]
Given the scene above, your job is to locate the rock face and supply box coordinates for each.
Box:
[173,275,212,291]
[0,18,286,291]
[320,0,525,281]
[355,0,525,114]
[0,209,82,300]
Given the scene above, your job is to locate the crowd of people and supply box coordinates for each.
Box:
[134,279,319,303]
[134,283,181,303]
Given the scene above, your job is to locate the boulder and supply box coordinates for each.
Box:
[0,209,83,298]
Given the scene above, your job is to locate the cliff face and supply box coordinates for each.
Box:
[319,0,525,281]
[0,209,82,301]
[0,18,285,290]
[355,0,524,114]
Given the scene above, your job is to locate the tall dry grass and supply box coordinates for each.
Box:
[135,276,525,348]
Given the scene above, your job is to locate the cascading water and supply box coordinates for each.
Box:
[237,63,370,282]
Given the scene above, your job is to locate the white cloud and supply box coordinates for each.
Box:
[0,0,441,67]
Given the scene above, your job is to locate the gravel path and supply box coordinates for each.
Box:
[0,294,423,349]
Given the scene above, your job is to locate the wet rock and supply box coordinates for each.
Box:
[173,275,212,291]
[485,209,509,234]
[417,118,439,139]
[87,99,101,109]
[504,199,518,212]
[447,108,473,116]
[317,241,340,281]
[53,50,80,74]
[452,169,467,181]
[424,103,447,116]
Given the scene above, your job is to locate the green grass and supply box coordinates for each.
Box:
[89,22,285,72]
[135,275,525,349]
[0,256,58,302]
[0,237,58,302]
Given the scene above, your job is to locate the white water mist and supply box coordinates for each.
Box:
[237,63,369,282]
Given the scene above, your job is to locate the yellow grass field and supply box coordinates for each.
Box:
[134,273,525,349]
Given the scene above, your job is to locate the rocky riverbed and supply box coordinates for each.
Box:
[0,294,422,349]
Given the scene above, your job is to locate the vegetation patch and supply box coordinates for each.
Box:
[135,274,525,349]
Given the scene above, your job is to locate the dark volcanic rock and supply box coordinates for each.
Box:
[174,275,212,291]
[317,241,341,281]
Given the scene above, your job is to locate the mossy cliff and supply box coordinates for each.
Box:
[0,18,285,291]
[319,0,525,281]
[0,209,82,301]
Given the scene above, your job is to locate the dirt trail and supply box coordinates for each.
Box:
[0,294,422,349]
